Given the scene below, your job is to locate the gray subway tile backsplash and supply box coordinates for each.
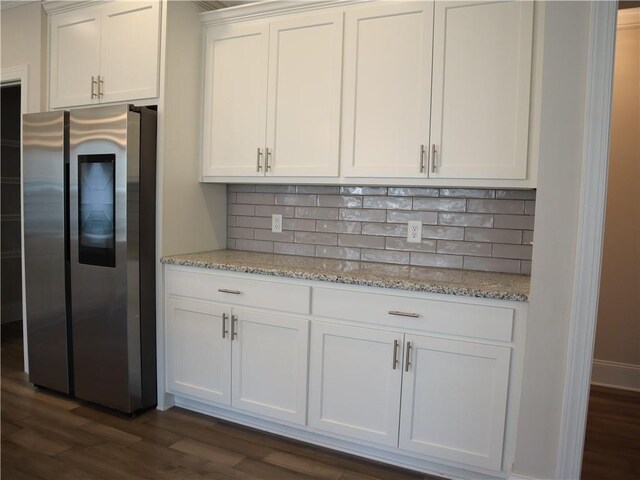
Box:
[413,198,466,212]
[227,185,535,274]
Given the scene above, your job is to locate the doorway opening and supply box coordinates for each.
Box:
[581,6,640,480]
[1,84,23,337]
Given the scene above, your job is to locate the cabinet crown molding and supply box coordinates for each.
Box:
[200,0,368,25]
[43,0,110,14]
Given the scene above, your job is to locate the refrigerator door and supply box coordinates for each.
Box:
[23,111,72,394]
[69,105,142,413]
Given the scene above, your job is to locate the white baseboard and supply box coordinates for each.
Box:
[509,474,541,480]
[591,359,640,391]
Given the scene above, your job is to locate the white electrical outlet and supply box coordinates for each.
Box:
[272,214,283,233]
[407,220,422,243]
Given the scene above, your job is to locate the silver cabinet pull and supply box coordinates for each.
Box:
[431,144,437,173]
[97,75,104,98]
[218,288,241,295]
[91,76,97,99]
[222,313,229,339]
[231,314,238,340]
[392,339,400,370]
[388,310,419,318]
[256,147,263,172]
[405,341,412,372]
[419,144,426,172]
[265,147,272,172]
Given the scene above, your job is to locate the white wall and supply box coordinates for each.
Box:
[0,2,46,112]
[592,8,640,391]
[513,2,592,478]
[158,0,226,256]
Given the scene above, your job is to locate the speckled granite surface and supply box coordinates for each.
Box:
[162,250,530,302]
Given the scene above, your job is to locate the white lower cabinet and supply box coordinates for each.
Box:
[166,298,231,404]
[164,266,523,477]
[231,309,309,424]
[308,323,511,470]
[398,335,511,471]
[308,322,403,447]
[165,297,309,425]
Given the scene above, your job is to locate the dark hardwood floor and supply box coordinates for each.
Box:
[582,384,640,480]
[1,321,437,480]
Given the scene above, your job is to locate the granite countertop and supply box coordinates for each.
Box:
[161,250,530,302]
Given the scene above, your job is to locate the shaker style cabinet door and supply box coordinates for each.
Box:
[49,7,102,109]
[265,12,343,177]
[308,322,403,447]
[99,1,161,104]
[165,298,231,405]
[429,1,534,179]
[399,335,511,470]
[202,23,269,177]
[340,2,434,178]
[231,309,309,425]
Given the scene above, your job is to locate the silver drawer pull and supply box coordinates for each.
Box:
[218,288,241,295]
[392,340,400,370]
[405,341,412,372]
[222,313,229,339]
[388,310,419,318]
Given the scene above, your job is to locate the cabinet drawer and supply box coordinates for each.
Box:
[166,268,310,314]
[312,287,513,342]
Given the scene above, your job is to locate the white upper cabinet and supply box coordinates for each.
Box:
[429,1,534,179]
[266,13,343,177]
[202,12,343,178]
[340,2,434,178]
[99,1,162,104]
[50,6,102,109]
[199,0,538,186]
[48,1,161,109]
[202,23,269,177]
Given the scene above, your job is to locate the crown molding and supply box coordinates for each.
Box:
[0,1,38,12]
[43,0,112,14]
[200,0,369,26]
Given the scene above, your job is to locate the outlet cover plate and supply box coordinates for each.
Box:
[407,220,422,243]
[272,214,283,233]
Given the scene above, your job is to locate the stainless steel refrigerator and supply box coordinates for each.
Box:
[23,104,157,414]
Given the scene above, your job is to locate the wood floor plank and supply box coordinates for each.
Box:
[170,437,246,467]
[1,440,101,480]
[8,427,74,456]
[2,389,92,428]
[79,421,144,446]
[131,440,259,480]
[262,450,344,479]
[17,416,104,449]
[234,457,321,480]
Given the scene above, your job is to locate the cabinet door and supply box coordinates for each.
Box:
[341,2,433,178]
[429,1,534,179]
[265,12,343,177]
[202,23,269,177]
[308,322,403,447]
[50,7,101,109]
[165,298,231,405]
[99,1,161,104]
[399,335,511,470]
[231,309,309,425]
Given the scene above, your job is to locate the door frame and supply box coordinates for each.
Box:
[1,64,30,373]
[555,3,617,479]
